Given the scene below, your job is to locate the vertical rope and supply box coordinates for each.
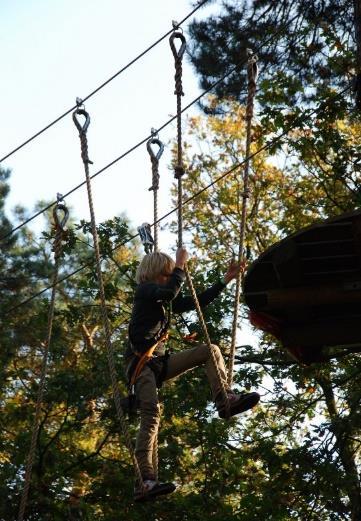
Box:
[227,52,258,387]
[147,135,164,479]
[72,108,144,492]
[152,435,159,481]
[170,30,186,247]
[147,135,164,252]
[18,202,69,521]
[170,30,231,416]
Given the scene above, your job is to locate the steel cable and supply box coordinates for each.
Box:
[0,0,210,165]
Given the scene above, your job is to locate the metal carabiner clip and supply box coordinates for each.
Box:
[138,223,154,254]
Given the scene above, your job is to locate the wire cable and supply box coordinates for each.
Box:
[0,11,300,243]
[3,82,352,316]
[0,0,209,165]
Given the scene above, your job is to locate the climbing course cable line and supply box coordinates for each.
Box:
[0,11,301,243]
[3,81,353,317]
[0,0,210,166]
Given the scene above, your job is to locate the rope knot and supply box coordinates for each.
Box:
[174,165,185,179]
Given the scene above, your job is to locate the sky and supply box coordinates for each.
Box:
[0,0,220,235]
[0,0,256,346]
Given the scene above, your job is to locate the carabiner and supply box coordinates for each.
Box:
[138,223,154,254]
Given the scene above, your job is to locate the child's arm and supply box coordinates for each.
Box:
[172,280,226,313]
[172,258,246,313]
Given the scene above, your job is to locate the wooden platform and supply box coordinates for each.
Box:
[243,209,361,362]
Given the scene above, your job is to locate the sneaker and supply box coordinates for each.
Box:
[216,391,260,419]
[134,479,176,502]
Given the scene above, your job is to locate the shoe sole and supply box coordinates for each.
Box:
[134,483,176,502]
[218,393,260,419]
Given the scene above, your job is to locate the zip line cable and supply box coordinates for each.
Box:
[0,0,209,165]
[3,82,352,317]
[0,11,300,243]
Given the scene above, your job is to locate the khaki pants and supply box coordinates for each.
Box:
[134,343,229,479]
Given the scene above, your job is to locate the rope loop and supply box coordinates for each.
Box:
[147,137,164,162]
[72,108,91,135]
[73,107,93,165]
[169,31,186,61]
[53,202,69,232]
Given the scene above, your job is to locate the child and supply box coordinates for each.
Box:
[125,247,260,501]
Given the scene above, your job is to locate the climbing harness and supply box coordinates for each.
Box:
[72,105,145,494]
[227,50,258,387]
[147,130,164,251]
[18,198,69,521]
[169,28,231,418]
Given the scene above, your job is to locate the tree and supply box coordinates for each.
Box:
[189,0,355,110]
[170,98,361,519]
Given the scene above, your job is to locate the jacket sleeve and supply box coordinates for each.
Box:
[137,267,186,302]
[172,280,226,313]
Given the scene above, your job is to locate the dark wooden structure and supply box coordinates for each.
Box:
[243,210,361,363]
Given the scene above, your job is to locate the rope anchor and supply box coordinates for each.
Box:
[53,202,69,231]
[169,30,186,61]
[147,137,164,163]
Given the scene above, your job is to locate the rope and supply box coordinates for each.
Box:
[227,51,258,387]
[0,0,210,165]
[152,430,159,482]
[72,108,145,493]
[0,11,303,243]
[147,133,164,251]
[17,200,69,521]
[170,30,231,417]
[3,82,353,316]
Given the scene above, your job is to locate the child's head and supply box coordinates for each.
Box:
[135,251,175,284]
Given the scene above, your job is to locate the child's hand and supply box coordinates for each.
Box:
[175,247,188,269]
[224,258,247,284]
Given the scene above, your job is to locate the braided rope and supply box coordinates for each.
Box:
[170,31,231,417]
[72,109,144,493]
[227,52,258,387]
[152,432,159,482]
[147,136,164,251]
[151,158,159,251]
[18,206,68,521]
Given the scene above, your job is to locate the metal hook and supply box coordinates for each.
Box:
[169,31,186,60]
[147,137,164,161]
[53,202,69,230]
[72,108,91,135]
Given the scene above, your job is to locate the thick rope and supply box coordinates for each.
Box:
[147,136,164,251]
[227,52,258,387]
[170,30,186,246]
[72,108,144,493]
[170,30,231,416]
[152,435,159,481]
[18,203,68,521]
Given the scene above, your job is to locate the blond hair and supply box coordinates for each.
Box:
[135,251,175,284]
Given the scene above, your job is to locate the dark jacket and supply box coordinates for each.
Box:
[125,267,226,357]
